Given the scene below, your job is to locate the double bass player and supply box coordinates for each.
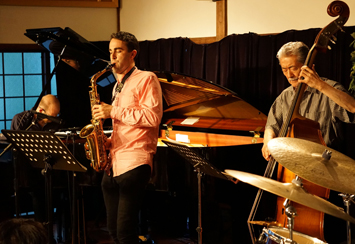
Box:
[262,41,355,161]
[262,41,355,243]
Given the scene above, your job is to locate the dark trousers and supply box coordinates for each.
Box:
[101,164,151,244]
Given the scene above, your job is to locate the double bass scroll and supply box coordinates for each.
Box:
[247,1,350,243]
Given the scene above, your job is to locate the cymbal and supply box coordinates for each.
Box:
[247,220,282,227]
[268,137,355,195]
[224,169,355,224]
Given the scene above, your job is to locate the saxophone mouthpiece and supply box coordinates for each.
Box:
[107,63,115,70]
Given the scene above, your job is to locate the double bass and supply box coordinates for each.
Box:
[248,1,350,242]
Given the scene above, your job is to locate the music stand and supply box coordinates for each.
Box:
[1,130,87,244]
[162,139,236,244]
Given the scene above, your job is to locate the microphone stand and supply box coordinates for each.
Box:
[32,44,67,110]
[31,111,63,125]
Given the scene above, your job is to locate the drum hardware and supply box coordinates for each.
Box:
[258,227,325,244]
[225,169,349,244]
[224,169,355,224]
[248,220,282,228]
[284,200,297,242]
[321,149,332,160]
[267,137,355,195]
[283,178,301,243]
[268,137,355,243]
[339,193,355,244]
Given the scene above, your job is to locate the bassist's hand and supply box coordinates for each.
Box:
[261,128,276,161]
[299,65,322,90]
[262,143,271,161]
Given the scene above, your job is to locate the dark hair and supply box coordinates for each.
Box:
[110,31,139,54]
[0,218,48,244]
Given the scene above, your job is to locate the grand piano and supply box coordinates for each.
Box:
[22,27,268,243]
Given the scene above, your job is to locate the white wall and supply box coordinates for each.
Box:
[119,0,216,41]
[120,0,355,40]
[1,1,355,44]
[0,5,117,44]
[228,0,355,35]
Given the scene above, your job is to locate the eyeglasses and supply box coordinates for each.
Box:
[38,106,46,114]
[38,106,60,117]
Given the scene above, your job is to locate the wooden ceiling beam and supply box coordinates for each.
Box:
[216,0,227,41]
[189,0,227,44]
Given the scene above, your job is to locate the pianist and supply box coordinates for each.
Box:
[10,94,61,223]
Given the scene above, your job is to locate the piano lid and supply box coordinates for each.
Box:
[155,71,267,135]
[25,27,114,86]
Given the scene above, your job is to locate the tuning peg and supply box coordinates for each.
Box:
[328,46,332,50]
[329,38,336,45]
[335,20,346,33]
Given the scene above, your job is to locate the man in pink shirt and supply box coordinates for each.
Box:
[92,31,163,244]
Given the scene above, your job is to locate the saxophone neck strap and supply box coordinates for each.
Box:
[111,66,136,103]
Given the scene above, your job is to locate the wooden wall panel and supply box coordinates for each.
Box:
[0,0,119,8]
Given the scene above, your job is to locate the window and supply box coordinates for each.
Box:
[0,49,56,131]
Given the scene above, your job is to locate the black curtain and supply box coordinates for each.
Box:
[136,26,355,116]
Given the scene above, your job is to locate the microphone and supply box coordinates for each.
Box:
[30,110,64,125]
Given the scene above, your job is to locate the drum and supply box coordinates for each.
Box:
[259,227,326,244]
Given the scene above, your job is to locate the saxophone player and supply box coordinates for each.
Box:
[92,32,163,244]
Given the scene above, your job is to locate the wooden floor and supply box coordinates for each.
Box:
[57,220,197,244]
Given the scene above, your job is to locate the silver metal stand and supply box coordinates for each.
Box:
[161,140,236,244]
[340,193,355,244]
[285,205,297,241]
[282,176,302,244]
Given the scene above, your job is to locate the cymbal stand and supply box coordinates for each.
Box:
[339,193,355,244]
[285,203,297,242]
[283,176,302,243]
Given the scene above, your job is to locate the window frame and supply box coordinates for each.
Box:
[0,44,54,130]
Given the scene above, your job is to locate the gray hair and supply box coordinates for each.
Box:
[276,41,309,64]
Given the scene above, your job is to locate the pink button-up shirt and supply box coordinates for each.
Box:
[109,68,163,177]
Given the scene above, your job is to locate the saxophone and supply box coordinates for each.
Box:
[79,63,114,172]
